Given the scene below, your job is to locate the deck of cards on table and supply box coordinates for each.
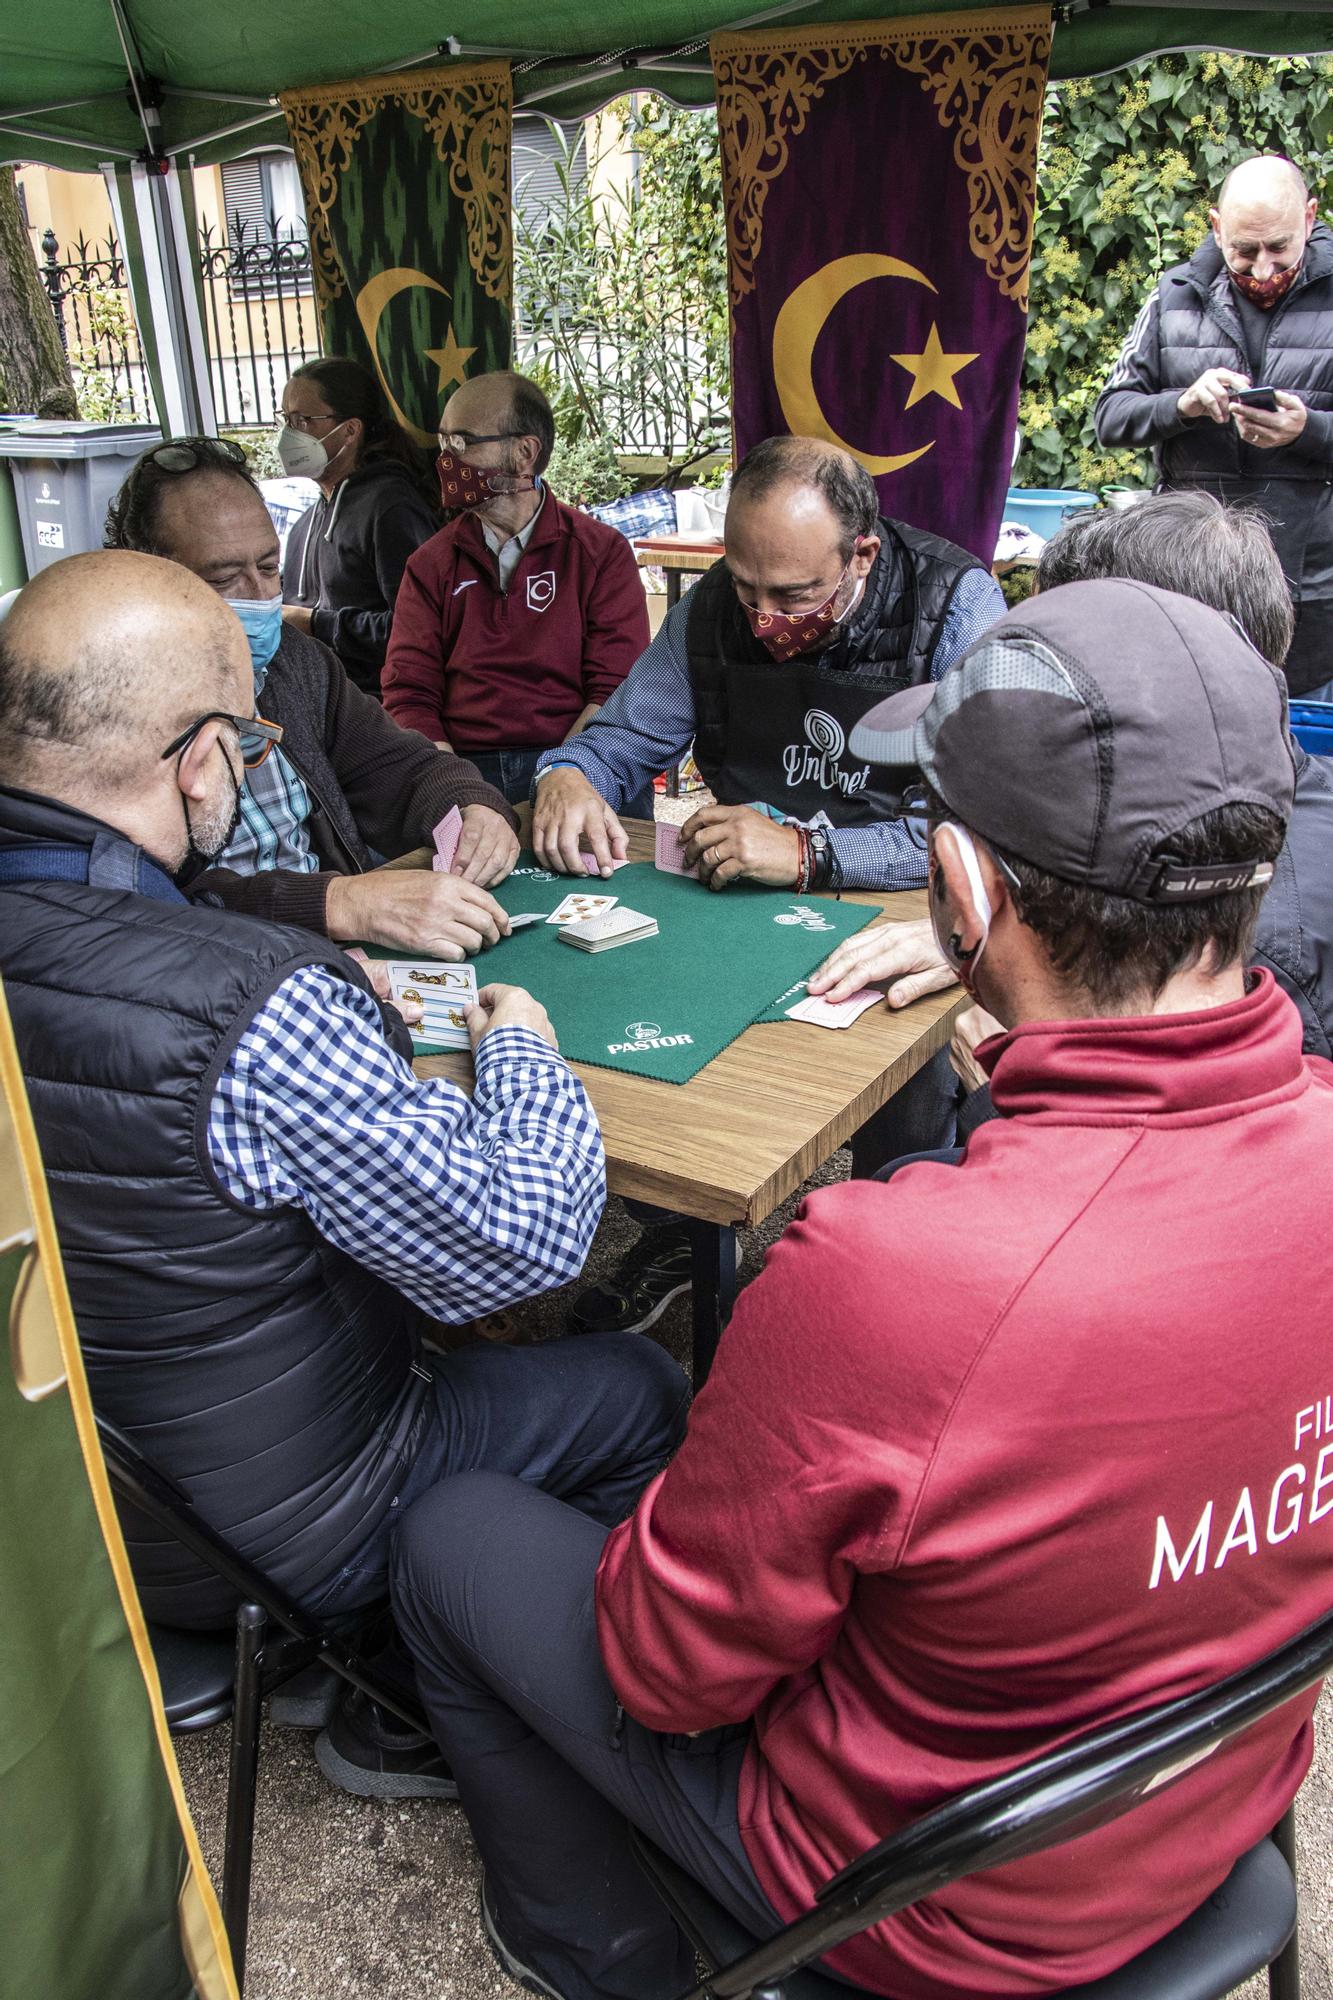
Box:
[558,906,659,954]
[387,960,478,1049]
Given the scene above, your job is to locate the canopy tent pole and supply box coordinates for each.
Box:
[102,162,216,438]
[99,0,216,437]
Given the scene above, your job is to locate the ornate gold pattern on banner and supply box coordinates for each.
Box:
[280,62,511,310]
[712,11,1049,312]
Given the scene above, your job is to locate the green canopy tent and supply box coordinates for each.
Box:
[1,0,1331,437]
[1,0,1330,436]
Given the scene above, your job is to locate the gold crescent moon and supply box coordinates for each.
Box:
[354,267,451,448]
[772,255,937,475]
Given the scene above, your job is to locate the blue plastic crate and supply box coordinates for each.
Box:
[1290,701,1333,757]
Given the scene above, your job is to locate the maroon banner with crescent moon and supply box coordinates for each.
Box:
[713,11,1050,563]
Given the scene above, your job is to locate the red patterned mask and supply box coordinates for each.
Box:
[740,563,856,662]
[1229,262,1302,310]
[435,449,536,511]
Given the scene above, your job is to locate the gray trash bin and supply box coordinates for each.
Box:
[0,419,162,574]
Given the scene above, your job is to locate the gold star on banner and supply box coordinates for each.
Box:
[890,323,979,410]
[426,325,477,394]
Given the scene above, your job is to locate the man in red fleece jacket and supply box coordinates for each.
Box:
[389,581,1333,2000]
[381,371,650,806]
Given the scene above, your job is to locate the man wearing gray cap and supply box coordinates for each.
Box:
[383,580,1333,2000]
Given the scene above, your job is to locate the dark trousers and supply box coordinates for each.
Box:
[309,1334,689,1619]
[391,1471,784,2000]
[467,744,656,821]
[1285,597,1333,699]
[850,1046,961,1178]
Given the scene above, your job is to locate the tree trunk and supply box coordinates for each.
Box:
[0,169,79,418]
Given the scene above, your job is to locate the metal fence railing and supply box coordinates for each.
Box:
[35,219,324,435]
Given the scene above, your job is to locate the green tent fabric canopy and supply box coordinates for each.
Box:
[2,0,1332,173]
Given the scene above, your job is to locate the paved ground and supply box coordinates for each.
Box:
[177,1161,1333,1999]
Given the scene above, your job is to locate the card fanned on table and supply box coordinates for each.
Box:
[786,987,882,1030]
[559,906,659,953]
[431,805,463,874]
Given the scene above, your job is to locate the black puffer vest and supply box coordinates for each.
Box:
[1153,225,1333,601]
[687,517,977,793]
[0,788,430,1627]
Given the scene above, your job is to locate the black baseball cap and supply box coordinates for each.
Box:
[848,578,1295,903]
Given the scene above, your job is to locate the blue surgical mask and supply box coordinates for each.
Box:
[224,595,283,691]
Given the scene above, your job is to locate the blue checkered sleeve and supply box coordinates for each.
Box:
[207,965,606,1321]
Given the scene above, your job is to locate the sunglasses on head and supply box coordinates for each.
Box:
[142,437,249,476]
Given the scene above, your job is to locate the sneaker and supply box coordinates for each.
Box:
[314,1687,459,1800]
[567,1224,693,1337]
[479,1871,567,2000]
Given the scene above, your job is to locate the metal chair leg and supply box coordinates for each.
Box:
[221,1603,267,1993]
[1269,1800,1300,2000]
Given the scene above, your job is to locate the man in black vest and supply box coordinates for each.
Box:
[1096,153,1333,696]
[531,436,1002,889]
[533,437,1001,1337]
[0,552,687,1796]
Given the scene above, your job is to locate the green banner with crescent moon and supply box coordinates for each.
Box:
[281,61,513,447]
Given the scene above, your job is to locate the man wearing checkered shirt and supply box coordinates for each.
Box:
[0,552,687,1800]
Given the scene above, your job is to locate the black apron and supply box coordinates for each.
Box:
[704,650,913,826]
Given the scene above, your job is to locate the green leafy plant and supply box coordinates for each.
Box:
[1019,54,1333,490]
[513,99,730,478]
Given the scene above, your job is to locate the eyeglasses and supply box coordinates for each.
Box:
[143,437,249,475]
[160,711,284,771]
[280,411,344,434]
[438,430,524,454]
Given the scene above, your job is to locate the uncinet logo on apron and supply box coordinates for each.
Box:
[782,708,871,798]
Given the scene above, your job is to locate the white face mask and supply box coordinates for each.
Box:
[276,419,348,480]
[930,821,993,984]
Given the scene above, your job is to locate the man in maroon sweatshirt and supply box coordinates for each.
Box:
[388,581,1333,2000]
[382,371,650,806]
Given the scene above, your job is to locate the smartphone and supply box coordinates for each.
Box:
[1233,386,1279,411]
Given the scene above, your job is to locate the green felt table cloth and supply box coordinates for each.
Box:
[385,854,878,1083]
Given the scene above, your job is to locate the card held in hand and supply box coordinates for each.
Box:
[654,821,700,879]
[386,959,478,1049]
[432,805,463,874]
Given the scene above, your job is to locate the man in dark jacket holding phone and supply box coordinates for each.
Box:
[1095,153,1333,695]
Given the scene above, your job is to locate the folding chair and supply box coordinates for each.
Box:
[634,1603,1333,2000]
[97,1416,431,1995]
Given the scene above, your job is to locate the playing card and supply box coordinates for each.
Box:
[386,960,478,1047]
[431,805,463,874]
[506,912,547,930]
[785,987,882,1030]
[580,852,630,875]
[654,821,700,879]
[546,892,618,926]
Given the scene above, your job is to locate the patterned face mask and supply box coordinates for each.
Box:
[739,563,858,661]
[1228,261,1302,310]
[435,449,536,511]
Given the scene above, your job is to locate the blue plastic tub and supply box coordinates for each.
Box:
[1290,701,1333,758]
[1003,488,1099,539]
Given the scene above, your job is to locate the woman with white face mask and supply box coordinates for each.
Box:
[279,357,438,698]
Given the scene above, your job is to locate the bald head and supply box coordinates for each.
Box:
[441,369,555,474]
[1213,155,1315,281]
[0,551,251,803]
[728,436,880,554]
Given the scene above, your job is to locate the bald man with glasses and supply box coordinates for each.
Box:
[0,551,687,1795]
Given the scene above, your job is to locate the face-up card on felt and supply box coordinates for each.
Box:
[432,805,463,873]
[786,987,882,1029]
[654,821,700,879]
[547,891,617,926]
[386,959,477,1048]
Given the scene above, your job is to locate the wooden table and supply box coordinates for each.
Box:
[633,534,725,611]
[404,821,963,1379]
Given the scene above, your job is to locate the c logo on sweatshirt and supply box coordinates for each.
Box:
[526,570,556,613]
